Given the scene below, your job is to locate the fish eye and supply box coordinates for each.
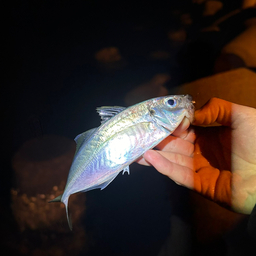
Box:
[167,98,177,107]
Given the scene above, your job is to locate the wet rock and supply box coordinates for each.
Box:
[180,13,193,26]
[149,50,171,60]
[168,29,186,43]
[12,135,75,196]
[169,68,256,109]
[203,1,223,16]
[214,53,246,74]
[222,25,256,68]
[94,47,126,71]
[11,135,88,255]
[242,0,256,9]
[95,47,122,63]
[244,17,256,27]
[192,0,206,4]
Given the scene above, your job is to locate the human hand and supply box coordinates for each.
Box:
[138,98,256,214]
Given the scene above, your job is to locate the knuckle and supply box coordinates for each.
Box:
[174,153,183,165]
[185,143,194,156]
[169,137,178,150]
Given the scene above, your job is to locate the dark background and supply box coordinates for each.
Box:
[2,1,255,255]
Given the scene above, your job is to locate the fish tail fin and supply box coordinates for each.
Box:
[63,196,72,231]
[49,194,72,230]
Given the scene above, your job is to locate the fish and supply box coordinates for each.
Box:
[50,94,194,229]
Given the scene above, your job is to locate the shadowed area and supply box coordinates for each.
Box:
[16,135,75,162]
[10,135,88,254]
[3,0,256,255]
[12,135,75,195]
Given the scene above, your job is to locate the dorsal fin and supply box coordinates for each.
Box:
[74,128,97,155]
[96,106,126,124]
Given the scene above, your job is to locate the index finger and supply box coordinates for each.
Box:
[155,135,194,156]
[172,117,191,138]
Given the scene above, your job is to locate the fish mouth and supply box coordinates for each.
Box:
[185,101,195,123]
[185,94,193,102]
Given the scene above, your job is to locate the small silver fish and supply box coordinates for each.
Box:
[50,95,194,229]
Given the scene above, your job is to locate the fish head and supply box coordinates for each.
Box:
[148,95,194,132]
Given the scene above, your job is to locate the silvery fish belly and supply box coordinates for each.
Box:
[50,94,194,229]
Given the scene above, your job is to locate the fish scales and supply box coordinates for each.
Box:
[50,95,194,229]
[98,104,148,141]
[77,107,158,176]
[76,124,155,185]
[70,105,149,180]
[75,122,167,195]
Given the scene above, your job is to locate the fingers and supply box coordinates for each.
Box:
[156,151,194,169]
[137,126,195,166]
[137,155,150,166]
[138,124,196,166]
[155,136,194,156]
[138,149,194,167]
[193,98,232,126]
[172,117,191,138]
[143,150,195,189]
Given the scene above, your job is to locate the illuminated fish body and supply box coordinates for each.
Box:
[51,95,194,229]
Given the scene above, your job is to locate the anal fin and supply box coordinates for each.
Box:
[122,166,130,175]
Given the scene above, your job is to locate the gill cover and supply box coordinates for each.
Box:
[149,95,190,132]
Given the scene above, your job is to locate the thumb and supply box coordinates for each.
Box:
[193,98,232,126]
